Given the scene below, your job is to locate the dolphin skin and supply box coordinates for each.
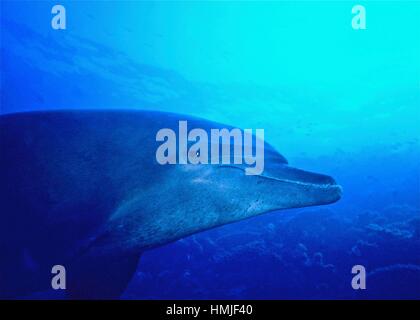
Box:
[0,110,341,299]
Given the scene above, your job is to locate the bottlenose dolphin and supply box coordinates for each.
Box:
[0,110,341,299]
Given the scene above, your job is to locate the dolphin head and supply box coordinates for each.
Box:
[216,162,342,216]
[108,114,342,250]
[184,149,342,227]
[146,137,342,243]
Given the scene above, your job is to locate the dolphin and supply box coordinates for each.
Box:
[0,110,341,299]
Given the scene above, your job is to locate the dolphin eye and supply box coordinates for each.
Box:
[196,150,200,157]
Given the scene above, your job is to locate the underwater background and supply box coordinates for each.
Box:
[1,0,419,299]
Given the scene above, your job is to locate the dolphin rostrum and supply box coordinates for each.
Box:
[0,110,341,299]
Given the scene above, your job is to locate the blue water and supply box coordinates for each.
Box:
[1,1,419,299]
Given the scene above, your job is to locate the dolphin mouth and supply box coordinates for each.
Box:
[257,166,343,204]
[219,164,342,203]
[260,174,342,201]
[258,174,341,190]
